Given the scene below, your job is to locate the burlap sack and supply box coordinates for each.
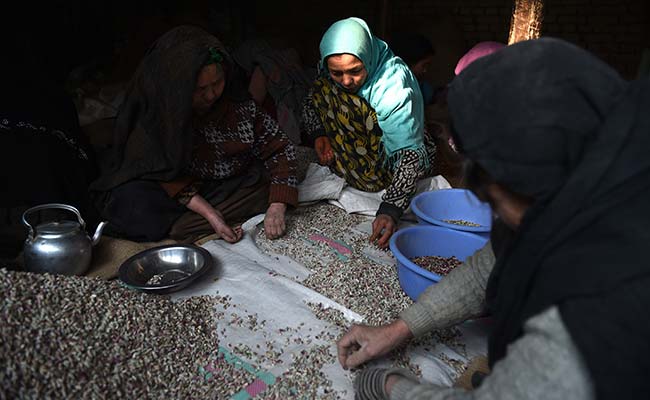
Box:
[85,236,177,280]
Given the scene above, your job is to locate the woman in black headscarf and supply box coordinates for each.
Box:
[91,25,298,243]
[336,37,650,400]
[389,32,436,104]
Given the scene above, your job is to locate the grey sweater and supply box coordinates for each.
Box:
[392,243,595,400]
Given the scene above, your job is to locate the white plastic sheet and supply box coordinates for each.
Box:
[169,220,489,398]
[171,234,360,396]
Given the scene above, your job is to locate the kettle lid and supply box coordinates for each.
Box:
[37,221,81,235]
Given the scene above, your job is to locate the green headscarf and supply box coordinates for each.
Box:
[319,17,427,167]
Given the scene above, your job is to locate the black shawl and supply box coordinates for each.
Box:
[448,38,650,399]
[91,25,247,191]
[1,39,97,216]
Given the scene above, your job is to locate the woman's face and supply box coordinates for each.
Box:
[193,63,225,115]
[326,54,368,93]
[485,183,533,231]
[410,54,434,80]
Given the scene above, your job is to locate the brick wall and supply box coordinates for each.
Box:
[387,0,512,43]
[383,0,648,80]
[542,0,648,78]
[251,0,647,80]
[20,0,645,82]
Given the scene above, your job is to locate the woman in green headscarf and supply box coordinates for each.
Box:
[302,17,436,248]
[91,26,298,243]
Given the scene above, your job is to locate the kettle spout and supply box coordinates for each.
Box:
[91,221,108,246]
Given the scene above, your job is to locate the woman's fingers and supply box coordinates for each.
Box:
[232,225,243,242]
[337,325,378,369]
[338,321,414,370]
[264,204,287,239]
[337,327,364,369]
[315,137,334,165]
[345,344,372,370]
[220,226,237,242]
[370,215,396,248]
[265,218,285,239]
[211,220,243,243]
[376,227,394,249]
[369,218,382,243]
[324,145,334,164]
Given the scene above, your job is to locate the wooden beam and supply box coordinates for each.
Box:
[508,0,544,45]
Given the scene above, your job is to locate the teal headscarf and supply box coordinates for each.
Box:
[319,17,427,167]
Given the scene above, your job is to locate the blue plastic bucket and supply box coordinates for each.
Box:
[411,189,492,236]
[389,225,489,300]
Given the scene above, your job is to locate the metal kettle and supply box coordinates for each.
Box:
[22,203,108,276]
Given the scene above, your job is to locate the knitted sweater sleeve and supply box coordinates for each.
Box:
[250,103,299,207]
[399,241,495,337]
[392,242,593,400]
[390,307,594,400]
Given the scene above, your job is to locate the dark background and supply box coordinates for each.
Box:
[3,0,649,89]
[0,0,647,259]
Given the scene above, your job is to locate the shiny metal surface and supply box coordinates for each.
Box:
[118,245,214,294]
[22,203,107,276]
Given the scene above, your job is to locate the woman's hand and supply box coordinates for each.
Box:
[336,320,413,370]
[207,211,243,243]
[315,136,334,165]
[186,194,242,243]
[264,202,287,239]
[369,214,397,249]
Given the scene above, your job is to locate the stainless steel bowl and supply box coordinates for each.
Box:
[118,244,214,294]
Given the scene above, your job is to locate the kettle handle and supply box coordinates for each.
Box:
[22,203,86,238]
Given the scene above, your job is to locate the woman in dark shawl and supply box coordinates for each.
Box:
[456,37,650,399]
[336,37,650,400]
[91,25,298,243]
[389,32,436,104]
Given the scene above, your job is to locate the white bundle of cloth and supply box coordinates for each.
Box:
[298,163,452,217]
